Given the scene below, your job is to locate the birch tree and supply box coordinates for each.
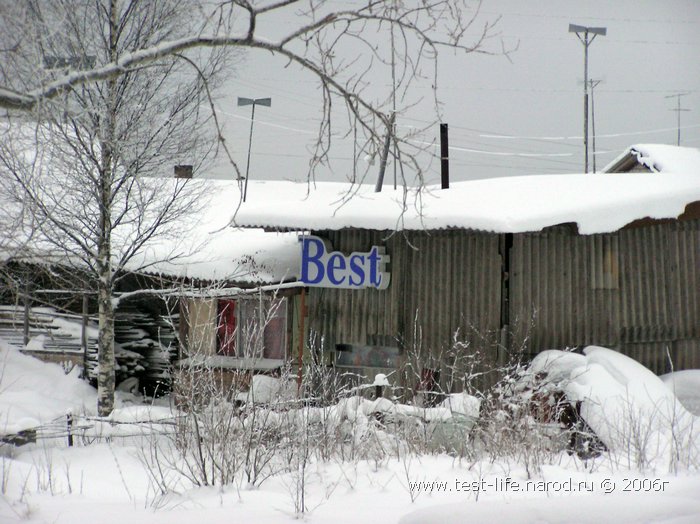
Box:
[0,0,507,415]
[0,0,231,415]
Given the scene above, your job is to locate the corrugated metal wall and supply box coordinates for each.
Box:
[510,228,620,353]
[618,220,700,373]
[401,231,501,359]
[305,229,403,351]
[306,229,502,391]
[307,219,699,390]
[510,220,700,373]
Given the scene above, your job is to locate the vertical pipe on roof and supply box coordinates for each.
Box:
[440,123,449,189]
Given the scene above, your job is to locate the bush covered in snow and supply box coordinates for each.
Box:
[515,347,700,472]
[140,360,483,496]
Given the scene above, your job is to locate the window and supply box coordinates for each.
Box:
[216,296,287,360]
[217,300,237,356]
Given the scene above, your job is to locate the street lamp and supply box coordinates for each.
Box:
[238,96,271,202]
[569,23,606,174]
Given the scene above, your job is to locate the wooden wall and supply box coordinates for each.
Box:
[182,298,217,356]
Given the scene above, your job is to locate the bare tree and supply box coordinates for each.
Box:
[0,0,232,415]
[0,1,507,415]
[0,0,509,185]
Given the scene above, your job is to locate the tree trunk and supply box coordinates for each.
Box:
[96,126,115,415]
[96,0,119,417]
[97,275,115,416]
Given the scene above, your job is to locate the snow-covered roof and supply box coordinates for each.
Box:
[121,179,301,283]
[603,144,700,174]
[0,176,301,284]
[234,172,700,235]
[132,223,300,284]
[0,121,300,283]
[5,145,700,284]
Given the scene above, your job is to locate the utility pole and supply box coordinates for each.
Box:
[589,79,602,173]
[440,123,450,189]
[569,24,607,173]
[665,93,690,146]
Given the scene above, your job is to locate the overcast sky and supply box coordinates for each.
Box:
[207,0,700,185]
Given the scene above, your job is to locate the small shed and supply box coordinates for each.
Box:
[603,144,700,174]
[234,165,700,392]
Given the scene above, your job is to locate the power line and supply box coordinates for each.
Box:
[410,139,574,157]
[397,115,700,146]
[479,10,700,26]
[220,110,316,135]
[384,84,699,94]
[457,123,700,141]
[499,34,700,47]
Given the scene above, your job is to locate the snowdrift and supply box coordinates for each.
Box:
[0,337,96,436]
[521,346,699,467]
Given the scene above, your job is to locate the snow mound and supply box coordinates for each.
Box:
[527,346,699,466]
[0,336,97,436]
[236,374,297,404]
[439,392,481,418]
[525,349,586,387]
[107,405,175,424]
[660,370,700,416]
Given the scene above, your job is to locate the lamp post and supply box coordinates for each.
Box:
[238,96,271,202]
[569,24,606,174]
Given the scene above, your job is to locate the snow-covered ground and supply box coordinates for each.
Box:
[2,338,699,523]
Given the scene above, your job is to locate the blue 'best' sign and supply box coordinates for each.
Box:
[299,236,390,290]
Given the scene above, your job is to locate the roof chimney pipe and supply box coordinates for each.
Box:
[174,165,193,179]
[440,123,449,189]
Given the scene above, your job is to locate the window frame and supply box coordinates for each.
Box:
[216,295,288,361]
